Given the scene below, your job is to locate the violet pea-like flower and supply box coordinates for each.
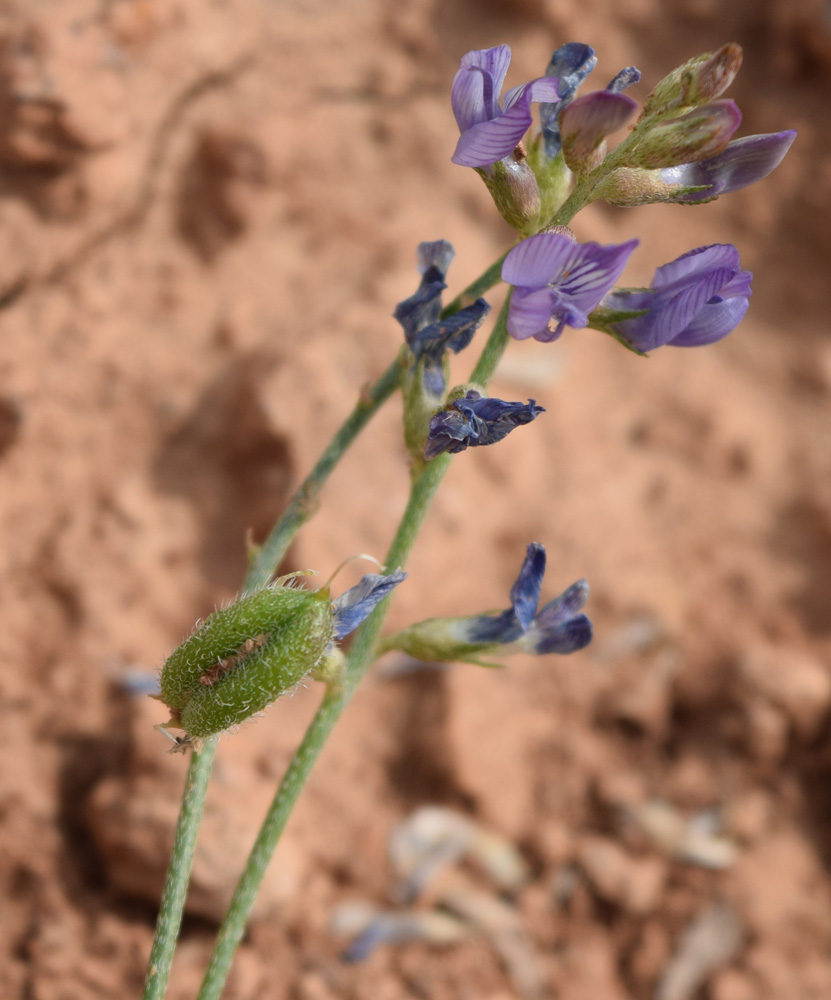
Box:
[381,543,592,666]
[660,130,796,202]
[503,231,639,342]
[424,390,544,460]
[603,243,752,351]
[451,45,560,168]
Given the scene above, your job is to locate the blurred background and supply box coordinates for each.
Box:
[0,1,829,998]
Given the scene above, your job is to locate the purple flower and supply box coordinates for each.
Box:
[660,130,796,201]
[503,231,639,342]
[451,45,560,168]
[424,390,544,460]
[384,544,592,665]
[604,244,752,351]
[539,42,640,158]
[394,240,490,398]
[332,569,408,640]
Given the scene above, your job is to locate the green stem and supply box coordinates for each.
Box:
[246,355,403,591]
[443,252,507,316]
[470,289,512,384]
[141,739,217,1000]
[195,296,513,1000]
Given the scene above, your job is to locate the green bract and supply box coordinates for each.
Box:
[160,584,335,739]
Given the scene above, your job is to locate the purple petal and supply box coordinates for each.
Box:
[451,88,532,166]
[509,543,546,630]
[671,294,750,346]
[634,266,737,350]
[452,45,512,131]
[560,91,638,165]
[333,570,407,640]
[503,76,560,112]
[660,130,796,201]
[503,231,577,287]
[651,243,741,290]
[531,614,593,654]
[534,580,590,628]
[556,239,640,313]
[506,286,556,341]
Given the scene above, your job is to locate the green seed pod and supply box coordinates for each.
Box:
[160,583,335,739]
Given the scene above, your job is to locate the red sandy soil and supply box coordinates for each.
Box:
[1,1,830,998]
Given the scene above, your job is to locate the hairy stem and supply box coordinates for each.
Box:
[195,295,513,1000]
[141,739,217,1000]
[246,355,403,590]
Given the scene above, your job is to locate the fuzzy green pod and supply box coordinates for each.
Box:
[160,584,335,739]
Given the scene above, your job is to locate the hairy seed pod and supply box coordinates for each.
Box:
[160,584,335,738]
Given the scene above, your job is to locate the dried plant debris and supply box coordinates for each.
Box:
[656,903,744,1000]
[330,902,469,963]
[629,800,739,869]
[334,808,542,998]
[388,806,529,903]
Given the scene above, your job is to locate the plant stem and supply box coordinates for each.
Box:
[245,355,403,591]
[141,738,217,1000]
[443,252,507,316]
[195,295,513,1000]
[470,288,512,384]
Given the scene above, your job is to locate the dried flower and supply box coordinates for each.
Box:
[424,389,544,460]
[383,544,591,665]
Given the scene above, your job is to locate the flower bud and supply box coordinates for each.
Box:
[592,166,704,206]
[681,43,743,105]
[478,151,541,233]
[559,90,637,173]
[160,584,335,739]
[623,100,742,169]
[640,44,742,122]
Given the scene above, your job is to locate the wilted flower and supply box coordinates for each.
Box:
[382,544,592,665]
[424,390,544,460]
[394,240,490,400]
[502,230,639,342]
[602,243,752,351]
[451,45,560,168]
[539,42,640,159]
[332,570,409,639]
